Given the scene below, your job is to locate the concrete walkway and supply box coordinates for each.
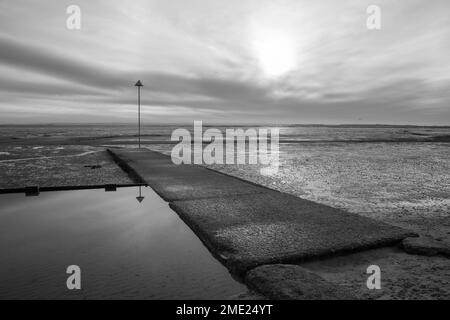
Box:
[108,148,268,201]
[109,148,415,277]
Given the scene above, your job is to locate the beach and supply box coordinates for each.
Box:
[0,124,449,299]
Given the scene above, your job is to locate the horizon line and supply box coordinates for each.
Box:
[0,122,449,128]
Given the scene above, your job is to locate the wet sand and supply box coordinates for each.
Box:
[198,142,450,240]
[148,142,450,299]
[1,125,449,299]
[301,246,450,299]
[0,145,133,189]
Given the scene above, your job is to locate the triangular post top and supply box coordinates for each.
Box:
[135,80,143,87]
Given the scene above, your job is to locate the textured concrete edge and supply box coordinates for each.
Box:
[109,147,286,195]
[244,264,358,300]
[167,201,239,273]
[230,234,411,275]
[401,236,450,258]
[110,148,417,272]
[170,201,416,277]
[107,148,146,184]
[107,148,418,300]
[106,148,264,273]
[200,165,284,194]
[107,148,269,202]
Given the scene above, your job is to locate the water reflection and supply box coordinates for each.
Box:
[136,186,144,203]
[0,187,246,299]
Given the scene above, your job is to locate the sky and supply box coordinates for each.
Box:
[0,0,449,125]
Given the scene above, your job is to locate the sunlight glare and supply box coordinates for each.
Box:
[252,28,298,78]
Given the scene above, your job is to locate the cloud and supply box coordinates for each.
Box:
[0,0,449,124]
[0,35,126,90]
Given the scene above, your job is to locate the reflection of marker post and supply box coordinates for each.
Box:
[136,186,145,203]
[134,80,143,149]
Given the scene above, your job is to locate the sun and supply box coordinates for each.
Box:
[251,28,298,78]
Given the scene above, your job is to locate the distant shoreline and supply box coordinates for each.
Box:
[0,123,449,128]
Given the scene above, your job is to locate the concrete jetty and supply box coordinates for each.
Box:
[245,264,357,300]
[108,148,268,201]
[109,148,414,266]
[108,148,416,297]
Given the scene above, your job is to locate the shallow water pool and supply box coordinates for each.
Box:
[0,187,246,299]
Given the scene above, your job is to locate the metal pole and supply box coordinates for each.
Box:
[138,86,141,149]
[135,80,143,149]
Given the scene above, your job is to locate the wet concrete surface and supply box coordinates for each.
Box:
[200,142,450,240]
[402,236,450,257]
[109,148,268,201]
[171,192,415,273]
[245,264,356,300]
[109,148,415,277]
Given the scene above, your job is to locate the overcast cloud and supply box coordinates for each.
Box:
[0,0,449,124]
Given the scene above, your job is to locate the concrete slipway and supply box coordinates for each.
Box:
[108,148,416,299]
